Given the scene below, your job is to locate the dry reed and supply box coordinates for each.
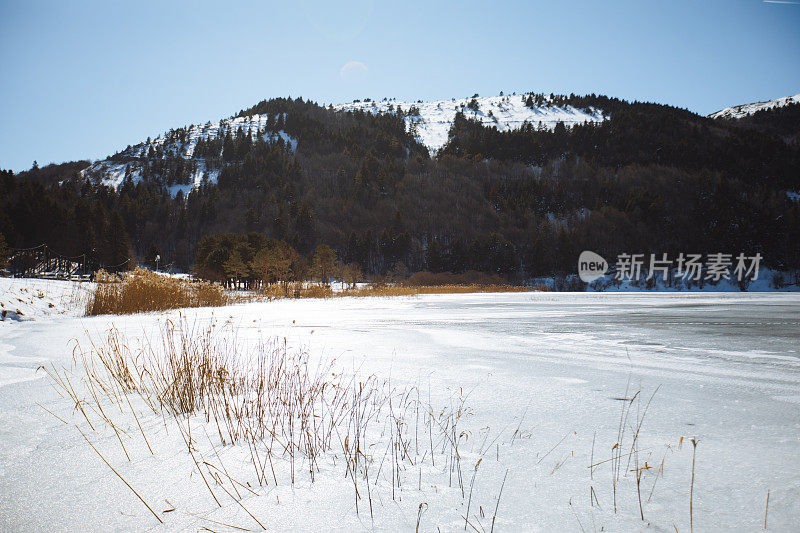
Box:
[241,281,531,303]
[86,269,226,315]
[341,284,531,297]
[46,318,475,525]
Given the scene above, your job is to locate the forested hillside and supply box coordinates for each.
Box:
[1,93,798,280]
[715,102,800,144]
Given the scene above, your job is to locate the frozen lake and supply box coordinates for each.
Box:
[1,291,799,531]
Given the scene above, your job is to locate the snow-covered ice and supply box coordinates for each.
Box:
[1,289,799,531]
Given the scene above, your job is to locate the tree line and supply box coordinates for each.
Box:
[193,232,356,292]
[1,93,798,283]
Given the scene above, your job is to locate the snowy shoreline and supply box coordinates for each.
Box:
[1,285,799,531]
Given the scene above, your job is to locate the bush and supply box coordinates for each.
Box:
[87,268,226,315]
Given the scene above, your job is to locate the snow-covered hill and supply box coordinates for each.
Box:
[708,93,800,120]
[80,94,607,195]
[334,94,606,152]
[81,114,296,195]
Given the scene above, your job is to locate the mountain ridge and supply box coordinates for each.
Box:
[708,93,800,120]
[25,91,799,192]
[81,93,608,195]
[4,89,798,280]
[77,90,800,197]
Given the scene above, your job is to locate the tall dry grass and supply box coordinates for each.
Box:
[86,268,226,316]
[244,270,538,302]
[45,319,474,524]
[248,279,534,301]
[229,281,335,302]
[341,283,532,297]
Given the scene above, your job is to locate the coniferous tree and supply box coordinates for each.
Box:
[104,211,132,272]
[312,244,336,286]
[223,250,249,287]
[0,233,10,270]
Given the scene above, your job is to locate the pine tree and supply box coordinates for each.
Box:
[425,240,444,273]
[104,211,132,272]
[223,250,249,287]
[0,233,10,270]
[252,246,291,286]
[340,262,361,288]
[312,244,336,286]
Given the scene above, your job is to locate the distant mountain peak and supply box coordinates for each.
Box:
[708,93,800,120]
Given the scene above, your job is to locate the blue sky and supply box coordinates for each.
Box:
[1,0,798,172]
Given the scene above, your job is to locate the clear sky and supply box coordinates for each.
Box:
[1,0,798,172]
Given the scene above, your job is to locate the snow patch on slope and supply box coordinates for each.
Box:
[82,115,296,196]
[122,115,293,160]
[708,93,800,120]
[334,94,606,152]
[263,130,297,152]
[83,94,605,192]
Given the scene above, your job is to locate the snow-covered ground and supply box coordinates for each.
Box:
[335,95,606,153]
[0,277,93,322]
[708,93,800,120]
[1,289,799,531]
